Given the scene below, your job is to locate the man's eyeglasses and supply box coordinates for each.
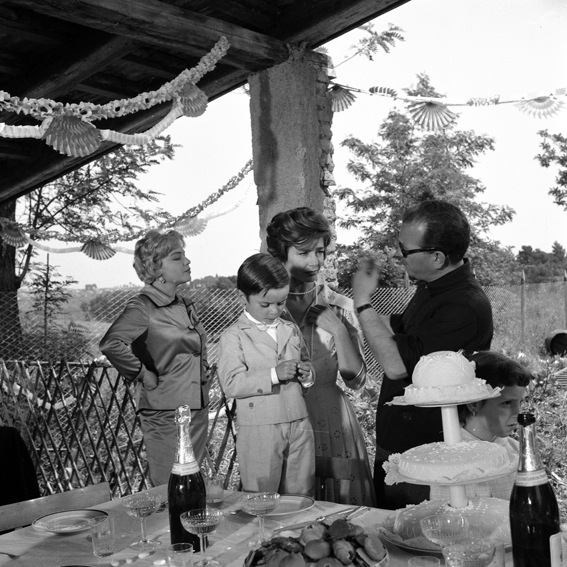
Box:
[398,242,441,258]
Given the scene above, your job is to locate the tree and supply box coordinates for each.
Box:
[517,243,566,283]
[536,129,567,209]
[0,137,176,358]
[333,74,518,287]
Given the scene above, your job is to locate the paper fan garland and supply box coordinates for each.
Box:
[174,217,208,237]
[515,95,565,118]
[328,84,357,112]
[179,83,208,117]
[0,220,28,247]
[406,99,458,130]
[369,86,398,98]
[80,239,116,260]
[43,115,102,157]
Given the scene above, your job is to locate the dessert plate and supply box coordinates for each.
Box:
[241,495,315,518]
[32,509,108,533]
[379,528,441,554]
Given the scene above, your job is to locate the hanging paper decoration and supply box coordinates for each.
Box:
[0,160,254,258]
[515,95,565,118]
[43,115,102,157]
[328,84,357,112]
[80,240,116,260]
[369,86,398,98]
[179,84,208,117]
[174,217,208,237]
[406,99,458,130]
[0,36,230,157]
[0,219,28,247]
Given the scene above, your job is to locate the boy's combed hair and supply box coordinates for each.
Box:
[237,253,290,298]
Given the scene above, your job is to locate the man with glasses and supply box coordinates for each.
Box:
[351,199,493,509]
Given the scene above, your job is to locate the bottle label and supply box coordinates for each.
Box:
[171,461,200,475]
[515,469,549,487]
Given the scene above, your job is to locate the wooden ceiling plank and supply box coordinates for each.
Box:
[275,0,411,46]
[121,55,178,80]
[13,0,291,70]
[9,32,139,100]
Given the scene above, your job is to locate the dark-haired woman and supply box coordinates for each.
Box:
[267,207,376,506]
[100,230,211,486]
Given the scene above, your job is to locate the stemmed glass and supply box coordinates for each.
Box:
[180,508,222,567]
[123,492,162,550]
[419,514,470,549]
[242,492,280,545]
[442,539,496,567]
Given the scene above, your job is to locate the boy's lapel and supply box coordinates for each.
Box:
[277,320,294,357]
[239,315,277,350]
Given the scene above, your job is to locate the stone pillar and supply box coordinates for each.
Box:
[249,48,337,285]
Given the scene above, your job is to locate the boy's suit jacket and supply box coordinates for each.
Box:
[218,313,314,426]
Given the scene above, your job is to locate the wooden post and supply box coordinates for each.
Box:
[249,49,337,284]
[521,269,526,352]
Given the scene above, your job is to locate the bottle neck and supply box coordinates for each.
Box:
[172,406,200,475]
[517,412,545,473]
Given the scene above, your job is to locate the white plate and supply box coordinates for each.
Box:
[380,528,441,554]
[242,495,315,518]
[32,509,108,533]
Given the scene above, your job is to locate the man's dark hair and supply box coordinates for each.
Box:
[402,200,470,263]
[266,207,331,262]
[237,253,289,298]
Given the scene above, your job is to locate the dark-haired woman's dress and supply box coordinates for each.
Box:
[285,284,376,506]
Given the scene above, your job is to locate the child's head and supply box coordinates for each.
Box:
[237,253,290,324]
[459,350,533,440]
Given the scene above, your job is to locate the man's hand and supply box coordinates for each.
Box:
[351,257,380,305]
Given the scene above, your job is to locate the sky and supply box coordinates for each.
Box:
[30,0,567,288]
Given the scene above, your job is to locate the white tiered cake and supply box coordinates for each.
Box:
[381,351,514,551]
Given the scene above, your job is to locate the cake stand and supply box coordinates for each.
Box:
[383,394,515,552]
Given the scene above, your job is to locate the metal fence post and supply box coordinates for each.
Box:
[564,270,567,328]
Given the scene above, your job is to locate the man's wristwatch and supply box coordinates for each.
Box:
[355,303,374,315]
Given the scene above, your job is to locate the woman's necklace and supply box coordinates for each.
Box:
[288,284,317,296]
[309,286,318,357]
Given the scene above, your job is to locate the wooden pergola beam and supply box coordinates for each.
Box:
[13,0,291,70]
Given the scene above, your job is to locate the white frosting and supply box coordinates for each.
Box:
[413,351,477,386]
[397,441,510,483]
[400,350,497,404]
[384,498,511,550]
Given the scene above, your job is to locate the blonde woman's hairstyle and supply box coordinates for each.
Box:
[133,230,185,283]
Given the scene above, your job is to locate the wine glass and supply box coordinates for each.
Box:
[241,492,280,545]
[442,539,496,567]
[123,492,162,550]
[419,514,470,549]
[180,508,222,567]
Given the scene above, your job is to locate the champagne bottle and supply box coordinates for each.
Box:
[510,412,560,567]
[168,405,207,550]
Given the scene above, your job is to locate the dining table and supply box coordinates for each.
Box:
[0,485,513,567]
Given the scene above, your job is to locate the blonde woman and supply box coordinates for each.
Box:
[100,230,211,486]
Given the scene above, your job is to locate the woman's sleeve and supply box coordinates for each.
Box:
[99,297,149,383]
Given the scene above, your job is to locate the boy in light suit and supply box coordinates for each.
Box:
[218,253,315,496]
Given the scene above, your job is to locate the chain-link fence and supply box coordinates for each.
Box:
[2,281,566,367]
